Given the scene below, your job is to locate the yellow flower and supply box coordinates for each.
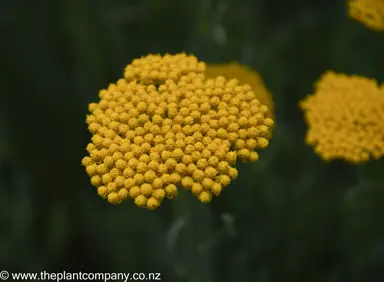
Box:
[300,71,384,163]
[82,53,274,209]
[348,0,384,31]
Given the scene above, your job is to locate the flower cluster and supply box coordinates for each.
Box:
[82,53,274,209]
[205,62,274,119]
[348,0,384,31]
[300,71,384,163]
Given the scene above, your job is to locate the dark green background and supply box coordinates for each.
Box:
[1,0,384,281]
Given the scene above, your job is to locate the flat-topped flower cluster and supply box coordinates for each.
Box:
[82,53,274,209]
[300,71,384,163]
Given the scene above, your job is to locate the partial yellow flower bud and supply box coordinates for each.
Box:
[136,162,147,173]
[134,195,147,207]
[157,163,168,174]
[182,155,193,165]
[211,182,222,196]
[144,170,157,183]
[103,156,114,168]
[114,176,125,187]
[181,176,194,189]
[147,197,160,210]
[256,137,269,149]
[238,148,251,161]
[85,164,97,176]
[205,167,218,178]
[122,167,134,178]
[124,178,135,189]
[201,149,212,159]
[218,161,229,173]
[90,175,101,186]
[208,156,219,167]
[97,186,108,198]
[165,184,178,198]
[134,173,145,185]
[118,188,129,201]
[101,173,112,185]
[228,167,238,180]
[81,157,94,167]
[153,189,166,201]
[170,172,181,184]
[198,191,212,203]
[129,186,141,198]
[192,169,205,182]
[107,192,121,204]
[96,164,108,175]
[109,168,120,179]
[202,178,214,189]
[217,174,231,187]
[191,183,203,195]
[140,183,153,197]
[107,182,117,193]
[175,163,187,175]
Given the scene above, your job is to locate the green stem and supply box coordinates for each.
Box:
[167,191,214,282]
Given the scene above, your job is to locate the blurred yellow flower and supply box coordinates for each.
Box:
[300,71,384,163]
[348,0,384,31]
[205,62,274,119]
[82,54,274,210]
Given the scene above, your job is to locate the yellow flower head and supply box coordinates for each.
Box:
[348,0,384,31]
[205,62,274,119]
[300,71,384,163]
[83,54,274,209]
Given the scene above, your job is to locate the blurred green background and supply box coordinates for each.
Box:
[1,0,384,281]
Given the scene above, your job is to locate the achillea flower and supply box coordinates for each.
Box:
[300,71,384,163]
[82,53,274,210]
[205,62,274,119]
[348,0,384,31]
